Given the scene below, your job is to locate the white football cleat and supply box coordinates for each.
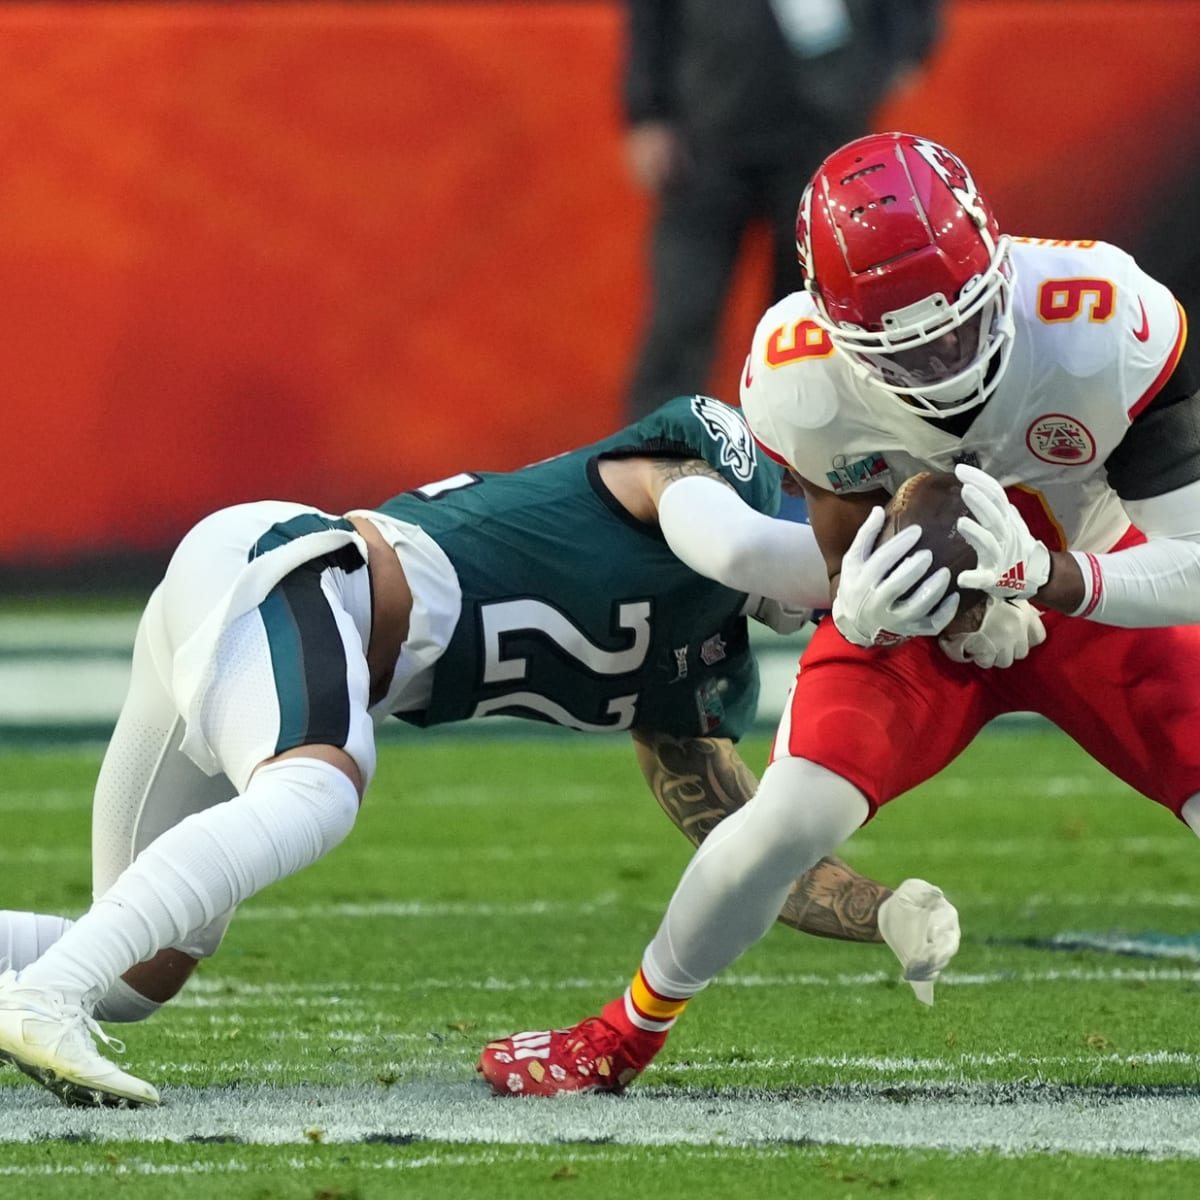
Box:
[0,969,159,1107]
[878,879,961,1006]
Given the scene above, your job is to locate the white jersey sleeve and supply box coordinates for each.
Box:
[740,291,885,487]
[1016,238,1184,425]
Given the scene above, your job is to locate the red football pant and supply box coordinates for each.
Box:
[774,611,1200,821]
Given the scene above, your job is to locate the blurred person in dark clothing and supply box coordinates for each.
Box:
[622,0,942,420]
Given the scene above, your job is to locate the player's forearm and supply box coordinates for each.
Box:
[1063,537,1200,625]
[656,475,831,607]
[630,731,885,942]
[1023,549,1084,614]
[1037,478,1200,622]
[777,857,887,943]
[631,729,757,846]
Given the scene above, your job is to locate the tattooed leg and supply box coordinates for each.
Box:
[631,729,887,943]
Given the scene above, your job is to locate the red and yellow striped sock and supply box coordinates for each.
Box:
[618,966,691,1034]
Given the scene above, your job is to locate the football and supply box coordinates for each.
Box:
[877,471,987,636]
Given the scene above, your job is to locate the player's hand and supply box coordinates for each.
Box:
[939,596,1047,669]
[832,506,960,648]
[746,595,814,636]
[878,878,961,1007]
[955,464,1051,598]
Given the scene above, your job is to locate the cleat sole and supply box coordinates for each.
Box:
[0,1048,157,1109]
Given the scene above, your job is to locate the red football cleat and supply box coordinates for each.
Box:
[476,1002,667,1097]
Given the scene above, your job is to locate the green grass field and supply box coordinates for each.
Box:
[3,727,1200,1198]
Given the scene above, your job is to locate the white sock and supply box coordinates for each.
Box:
[17,757,359,1007]
[0,911,167,1021]
[643,756,869,993]
[0,911,74,972]
[93,975,164,1024]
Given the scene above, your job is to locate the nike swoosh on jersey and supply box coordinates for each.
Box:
[1133,298,1150,342]
[742,355,754,389]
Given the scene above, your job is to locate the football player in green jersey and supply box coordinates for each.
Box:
[0,395,957,1108]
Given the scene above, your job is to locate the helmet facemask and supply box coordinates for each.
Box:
[822,237,1016,418]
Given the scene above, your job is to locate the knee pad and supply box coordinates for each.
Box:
[249,756,361,859]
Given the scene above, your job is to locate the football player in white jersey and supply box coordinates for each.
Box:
[477,131,1200,1098]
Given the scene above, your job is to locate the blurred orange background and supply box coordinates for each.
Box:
[2,0,1198,570]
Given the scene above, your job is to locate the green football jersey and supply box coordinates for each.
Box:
[375,395,784,740]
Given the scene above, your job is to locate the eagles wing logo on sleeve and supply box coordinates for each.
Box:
[690,395,757,481]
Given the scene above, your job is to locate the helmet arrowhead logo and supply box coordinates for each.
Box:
[912,138,993,245]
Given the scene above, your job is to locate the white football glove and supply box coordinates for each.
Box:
[955,464,1051,599]
[939,596,1047,669]
[832,506,960,648]
[878,879,961,1007]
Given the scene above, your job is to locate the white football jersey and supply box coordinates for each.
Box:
[740,239,1187,553]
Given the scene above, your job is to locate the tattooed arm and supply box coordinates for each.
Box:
[597,453,734,523]
[630,729,886,942]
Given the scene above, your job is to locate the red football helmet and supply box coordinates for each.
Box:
[796,132,1015,417]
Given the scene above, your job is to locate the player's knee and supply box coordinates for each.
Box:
[686,758,868,899]
[251,755,361,855]
[264,743,367,798]
[750,757,869,862]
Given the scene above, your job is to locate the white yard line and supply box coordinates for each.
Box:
[203,894,1200,921]
[2,1080,1199,1159]
[139,963,1200,1014]
[118,1050,1200,1075]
